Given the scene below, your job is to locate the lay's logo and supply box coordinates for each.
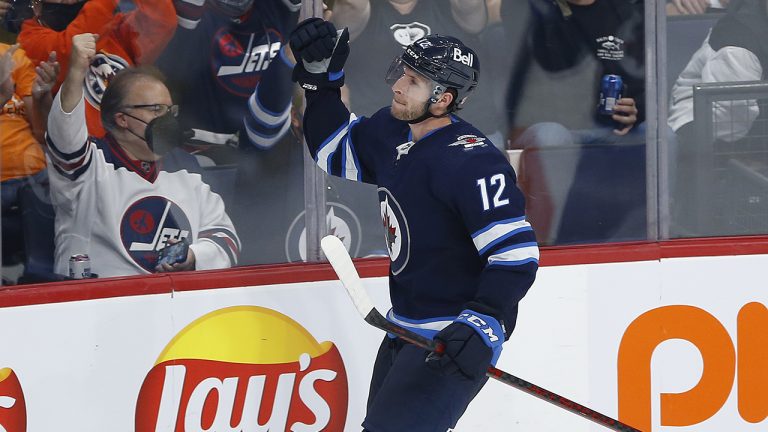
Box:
[0,368,26,432]
[135,307,348,431]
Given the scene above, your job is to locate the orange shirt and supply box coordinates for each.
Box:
[18,0,177,137]
[0,44,46,182]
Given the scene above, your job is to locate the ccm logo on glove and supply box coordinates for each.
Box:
[458,312,500,343]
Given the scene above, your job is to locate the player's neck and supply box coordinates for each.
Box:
[409,115,452,142]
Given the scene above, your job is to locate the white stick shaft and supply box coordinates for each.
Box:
[321,235,376,318]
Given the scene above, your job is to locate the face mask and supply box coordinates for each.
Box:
[39,2,87,32]
[144,113,187,156]
[211,0,254,17]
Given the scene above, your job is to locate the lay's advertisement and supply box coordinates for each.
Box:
[135,306,348,431]
[0,253,767,431]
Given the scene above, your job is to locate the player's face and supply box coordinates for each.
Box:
[390,66,433,121]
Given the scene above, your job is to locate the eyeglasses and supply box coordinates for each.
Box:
[123,104,179,118]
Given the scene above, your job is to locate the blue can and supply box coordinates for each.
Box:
[599,74,623,115]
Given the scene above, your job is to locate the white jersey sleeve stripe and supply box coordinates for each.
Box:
[243,115,291,150]
[248,90,291,127]
[487,242,540,267]
[341,117,363,181]
[315,113,356,173]
[472,216,533,254]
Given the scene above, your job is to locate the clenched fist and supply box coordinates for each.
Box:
[70,33,98,75]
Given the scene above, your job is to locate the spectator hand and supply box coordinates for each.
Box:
[290,18,350,90]
[155,240,196,273]
[32,51,60,99]
[425,309,504,380]
[612,97,638,136]
[69,33,97,77]
[0,44,17,105]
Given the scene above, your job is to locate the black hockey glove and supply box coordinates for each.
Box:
[289,18,350,90]
[426,308,505,380]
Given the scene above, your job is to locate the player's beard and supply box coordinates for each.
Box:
[390,100,429,122]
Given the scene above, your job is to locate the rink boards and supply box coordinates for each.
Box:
[0,243,767,432]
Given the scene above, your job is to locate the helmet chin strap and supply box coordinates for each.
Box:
[407,85,449,125]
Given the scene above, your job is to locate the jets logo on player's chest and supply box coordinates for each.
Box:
[378,188,411,275]
[120,196,192,272]
[212,27,283,97]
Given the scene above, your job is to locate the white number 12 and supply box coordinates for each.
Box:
[477,174,510,210]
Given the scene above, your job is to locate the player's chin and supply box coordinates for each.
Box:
[390,104,415,122]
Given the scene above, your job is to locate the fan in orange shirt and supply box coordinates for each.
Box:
[1,42,58,270]
[15,0,177,138]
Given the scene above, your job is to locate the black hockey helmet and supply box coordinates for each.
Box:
[386,34,480,110]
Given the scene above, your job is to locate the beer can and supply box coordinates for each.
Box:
[599,74,623,115]
[69,254,92,279]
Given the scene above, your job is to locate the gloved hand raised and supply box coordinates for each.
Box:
[426,308,505,380]
[289,18,350,90]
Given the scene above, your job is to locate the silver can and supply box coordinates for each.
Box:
[69,254,92,279]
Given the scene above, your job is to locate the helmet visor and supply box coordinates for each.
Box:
[385,56,446,103]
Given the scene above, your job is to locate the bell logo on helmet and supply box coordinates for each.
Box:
[452,48,474,67]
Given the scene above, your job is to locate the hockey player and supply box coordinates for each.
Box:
[45,33,240,278]
[290,18,539,431]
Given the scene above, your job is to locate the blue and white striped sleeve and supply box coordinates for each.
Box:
[303,88,376,184]
[243,45,293,150]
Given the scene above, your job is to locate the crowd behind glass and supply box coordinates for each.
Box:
[0,0,765,284]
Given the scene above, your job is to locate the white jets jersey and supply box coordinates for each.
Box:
[45,94,240,278]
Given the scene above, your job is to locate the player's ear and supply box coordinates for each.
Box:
[430,90,454,116]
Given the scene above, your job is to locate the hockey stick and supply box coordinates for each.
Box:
[320,235,642,432]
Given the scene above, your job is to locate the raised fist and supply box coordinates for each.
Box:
[70,33,97,74]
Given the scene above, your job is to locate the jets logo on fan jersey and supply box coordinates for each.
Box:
[212,27,283,97]
[120,196,192,272]
[84,52,129,109]
[379,187,410,275]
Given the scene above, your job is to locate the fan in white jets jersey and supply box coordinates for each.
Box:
[291,19,538,432]
[46,33,240,278]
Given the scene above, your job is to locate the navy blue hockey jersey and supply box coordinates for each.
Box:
[304,88,539,338]
[157,1,297,149]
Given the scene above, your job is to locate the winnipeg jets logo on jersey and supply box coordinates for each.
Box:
[390,22,431,47]
[285,203,362,262]
[213,27,283,97]
[378,188,410,275]
[120,196,192,272]
[448,134,487,150]
[84,52,129,109]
